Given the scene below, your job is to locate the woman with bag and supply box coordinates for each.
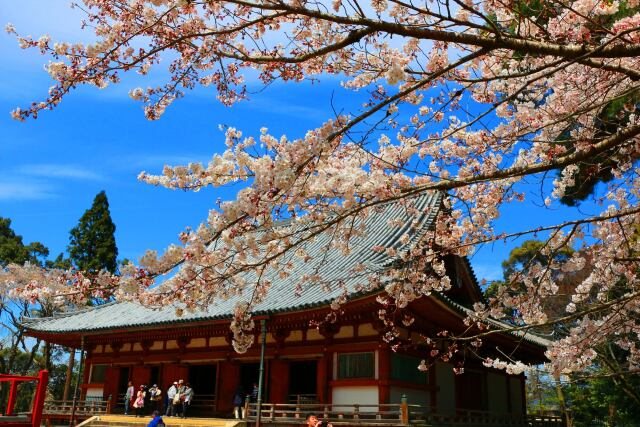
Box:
[133,385,146,417]
[171,382,183,417]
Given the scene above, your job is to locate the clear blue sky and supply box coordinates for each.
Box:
[0,1,599,283]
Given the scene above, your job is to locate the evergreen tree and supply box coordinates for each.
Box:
[68,191,118,273]
[45,252,73,270]
[0,217,49,267]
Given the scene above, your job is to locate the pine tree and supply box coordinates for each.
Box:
[0,217,49,267]
[68,191,118,273]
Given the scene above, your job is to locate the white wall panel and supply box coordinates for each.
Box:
[331,386,379,408]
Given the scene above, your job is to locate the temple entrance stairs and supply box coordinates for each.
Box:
[77,415,245,427]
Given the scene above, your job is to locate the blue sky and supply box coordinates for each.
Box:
[0,1,598,283]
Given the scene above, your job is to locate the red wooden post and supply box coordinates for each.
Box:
[31,370,49,427]
[6,379,18,416]
[377,348,390,404]
[243,397,250,419]
[400,394,409,425]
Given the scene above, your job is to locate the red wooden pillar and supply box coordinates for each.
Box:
[175,365,189,384]
[81,358,92,399]
[217,361,240,414]
[83,360,92,384]
[429,365,437,408]
[31,370,49,427]
[103,366,119,401]
[162,364,187,393]
[6,380,18,415]
[316,353,331,403]
[162,364,175,389]
[131,365,152,388]
[269,359,290,403]
[520,374,527,414]
[378,348,390,404]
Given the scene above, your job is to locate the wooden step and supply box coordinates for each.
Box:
[88,415,246,427]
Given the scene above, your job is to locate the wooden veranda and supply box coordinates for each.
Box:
[245,402,565,427]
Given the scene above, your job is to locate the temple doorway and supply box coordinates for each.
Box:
[116,366,131,412]
[150,366,160,388]
[188,364,217,415]
[288,360,317,403]
[240,362,261,398]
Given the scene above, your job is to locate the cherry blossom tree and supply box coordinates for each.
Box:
[3,0,640,379]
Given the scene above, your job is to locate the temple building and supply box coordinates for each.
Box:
[22,193,548,420]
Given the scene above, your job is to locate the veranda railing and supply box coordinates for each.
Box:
[245,402,565,426]
[287,394,318,404]
[43,398,111,415]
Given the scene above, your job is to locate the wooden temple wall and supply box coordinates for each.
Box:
[78,319,526,416]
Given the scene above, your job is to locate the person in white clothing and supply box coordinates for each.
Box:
[165,382,177,416]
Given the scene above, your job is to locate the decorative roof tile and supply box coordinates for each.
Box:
[24,193,443,334]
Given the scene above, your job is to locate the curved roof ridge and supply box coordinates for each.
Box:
[23,192,445,334]
[21,300,120,324]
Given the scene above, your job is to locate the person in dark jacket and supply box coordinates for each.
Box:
[181,383,194,419]
[233,388,245,419]
[148,384,162,413]
[251,383,259,402]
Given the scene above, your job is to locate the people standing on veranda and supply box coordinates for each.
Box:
[163,383,169,415]
[133,385,146,417]
[251,383,259,403]
[124,381,134,415]
[143,385,151,415]
[171,380,185,417]
[180,383,194,419]
[233,387,245,419]
[165,382,177,416]
[149,384,162,413]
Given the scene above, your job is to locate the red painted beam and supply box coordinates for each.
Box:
[0,375,38,381]
[31,370,49,427]
[5,381,18,416]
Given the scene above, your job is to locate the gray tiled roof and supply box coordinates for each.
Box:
[434,292,552,348]
[24,193,443,334]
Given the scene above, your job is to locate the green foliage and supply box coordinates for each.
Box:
[565,370,640,426]
[500,239,573,280]
[45,252,73,270]
[493,242,640,424]
[497,1,640,207]
[527,366,640,426]
[557,92,640,206]
[485,239,573,301]
[0,347,76,412]
[68,191,118,273]
[0,217,49,267]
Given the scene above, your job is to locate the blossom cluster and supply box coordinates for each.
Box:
[3,0,640,371]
